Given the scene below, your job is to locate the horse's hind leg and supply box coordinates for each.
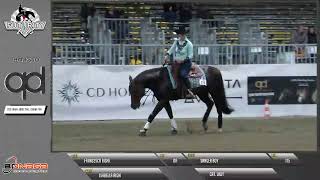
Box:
[164,102,178,135]
[139,100,165,136]
[211,94,223,133]
[216,106,223,133]
[197,92,214,131]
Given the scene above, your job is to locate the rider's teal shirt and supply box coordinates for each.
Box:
[167,37,194,61]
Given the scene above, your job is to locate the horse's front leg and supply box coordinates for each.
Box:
[164,102,178,135]
[139,100,166,136]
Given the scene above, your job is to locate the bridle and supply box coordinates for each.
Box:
[141,89,156,106]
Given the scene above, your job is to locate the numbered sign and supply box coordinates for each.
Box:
[199,77,207,86]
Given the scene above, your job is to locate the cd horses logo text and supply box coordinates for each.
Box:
[4,4,46,37]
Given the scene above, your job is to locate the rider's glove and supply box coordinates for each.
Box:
[164,53,170,60]
[184,57,191,63]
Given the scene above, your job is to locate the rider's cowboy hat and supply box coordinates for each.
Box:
[175,26,188,35]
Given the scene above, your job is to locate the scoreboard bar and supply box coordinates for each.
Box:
[68,153,300,167]
[195,168,281,180]
[184,153,300,166]
[156,153,190,166]
[185,153,271,166]
[69,153,164,166]
[267,153,300,165]
[81,168,168,180]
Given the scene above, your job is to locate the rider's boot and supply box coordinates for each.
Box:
[183,78,195,99]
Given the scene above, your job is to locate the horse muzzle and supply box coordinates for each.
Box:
[131,103,140,110]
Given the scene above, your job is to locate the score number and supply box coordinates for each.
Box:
[285,158,291,164]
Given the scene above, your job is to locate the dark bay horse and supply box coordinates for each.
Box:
[128,65,234,136]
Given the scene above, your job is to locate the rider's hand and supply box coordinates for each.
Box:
[184,57,191,63]
[164,55,169,64]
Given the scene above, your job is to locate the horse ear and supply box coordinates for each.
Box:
[129,75,133,83]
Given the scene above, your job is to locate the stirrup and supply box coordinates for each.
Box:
[187,89,195,95]
[186,89,195,99]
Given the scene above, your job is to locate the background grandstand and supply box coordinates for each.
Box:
[52,1,317,65]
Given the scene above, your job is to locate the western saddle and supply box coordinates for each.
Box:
[168,61,203,99]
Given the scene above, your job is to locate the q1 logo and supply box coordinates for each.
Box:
[255,80,268,90]
[5,67,45,100]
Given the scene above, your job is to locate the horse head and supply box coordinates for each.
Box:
[129,75,145,109]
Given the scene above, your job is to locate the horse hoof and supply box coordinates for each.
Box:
[202,123,208,131]
[139,130,147,136]
[218,129,223,133]
[171,129,178,135]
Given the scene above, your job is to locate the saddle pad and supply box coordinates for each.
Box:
[166,64,207,89]
[189,75,207,89]
[189,66,207,89]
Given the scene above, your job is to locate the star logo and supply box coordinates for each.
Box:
[58,81,82,105]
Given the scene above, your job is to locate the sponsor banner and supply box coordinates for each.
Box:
[53,64,316,121]
[248,76,317,105]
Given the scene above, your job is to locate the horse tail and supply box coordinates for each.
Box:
[210,67,234,114]
[218,74,234,114]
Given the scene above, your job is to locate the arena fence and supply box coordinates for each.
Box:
[103,18,136,44]
[52,43,317,65]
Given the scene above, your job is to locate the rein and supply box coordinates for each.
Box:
[141,89,155,106]
[139,65,168,106]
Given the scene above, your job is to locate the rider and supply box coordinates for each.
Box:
[164,26,194,97]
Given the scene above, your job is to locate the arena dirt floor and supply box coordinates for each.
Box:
[52,117,317,152]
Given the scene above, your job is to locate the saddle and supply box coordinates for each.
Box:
[189,62,205,78]
[166,62,206,99]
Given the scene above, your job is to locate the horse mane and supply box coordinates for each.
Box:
[134,67,165,84]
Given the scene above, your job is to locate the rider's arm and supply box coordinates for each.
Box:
[167,40,176,56]
[164,41,176,62]
[185,42,194,61]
